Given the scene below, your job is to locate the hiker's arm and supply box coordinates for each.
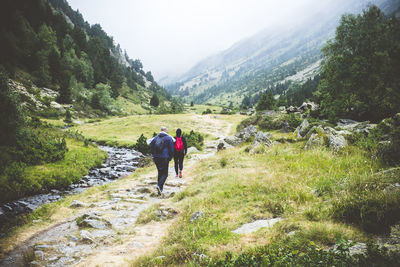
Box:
[150,138,155,155]
[169,137,174,160]
[183,136,188,155]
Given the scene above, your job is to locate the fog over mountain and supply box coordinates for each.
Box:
[68,0,360,80]
[163,0,400,106]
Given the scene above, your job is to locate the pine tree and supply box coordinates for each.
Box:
[150,94,160,107]
[256,91,277,111]
[318,5,400,122]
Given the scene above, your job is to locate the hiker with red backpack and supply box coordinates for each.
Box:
[174,128,188,178]
[150,126,174,195]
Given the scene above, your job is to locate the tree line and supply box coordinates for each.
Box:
[0,0,168,113]
[249,5,399,123]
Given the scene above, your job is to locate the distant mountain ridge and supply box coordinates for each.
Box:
[164,0,400,107]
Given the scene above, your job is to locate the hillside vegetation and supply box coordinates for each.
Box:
[0,0,170,117]
[0,0,179,203]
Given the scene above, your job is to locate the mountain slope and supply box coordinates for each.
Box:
[165,0,399,107]
[0,0,167,116]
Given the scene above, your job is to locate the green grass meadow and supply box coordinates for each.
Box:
[132,138,394,266]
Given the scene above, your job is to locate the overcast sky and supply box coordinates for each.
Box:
[67,0,339,80]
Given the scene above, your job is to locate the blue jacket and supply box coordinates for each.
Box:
[150,132,174,160]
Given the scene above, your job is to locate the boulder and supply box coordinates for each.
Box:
[246,108,255,115]
[299,102,319,112]
[224,136,243,146]
[80,219,108,229]
[296,119,309,138]
[76,213,112,229]
[328,134,347,151]
[286,106,297,113]
[304,125,325,140]
[233,218,283,234]
[254,131,272,145]
[249,142,265,155]
[304,133,325,150]
[336,119,376,135]
[249,132,272,155]
[235,125,257,141]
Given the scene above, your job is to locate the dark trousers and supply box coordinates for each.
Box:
[174,151,184,174]
[154,157,169,191]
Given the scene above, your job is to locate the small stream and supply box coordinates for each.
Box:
[0,146,143,227]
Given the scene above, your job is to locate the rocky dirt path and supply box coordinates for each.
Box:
[1,120,231,267]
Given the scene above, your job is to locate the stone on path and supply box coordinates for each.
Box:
[81,219,108,229]
[69,200,87,208]
[80,230,94,243]
[76,212,112,229]
[233,218,283,234]
[165,180,185,187]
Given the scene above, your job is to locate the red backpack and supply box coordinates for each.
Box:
[175,137,183,151]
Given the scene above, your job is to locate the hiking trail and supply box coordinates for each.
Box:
[0,116,233,267]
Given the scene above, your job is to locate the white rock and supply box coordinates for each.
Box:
[233,218,283,234]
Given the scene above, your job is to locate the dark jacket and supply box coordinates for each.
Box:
[174,135,188,155]
[150,132,174,160]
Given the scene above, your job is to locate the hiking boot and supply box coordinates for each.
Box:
[156,185,162,196]
[179,171,183,178]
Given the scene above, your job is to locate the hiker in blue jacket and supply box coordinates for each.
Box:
[174,128,187,178]
[150,126,174,195]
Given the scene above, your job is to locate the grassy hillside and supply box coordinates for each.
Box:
[133,131,399,266]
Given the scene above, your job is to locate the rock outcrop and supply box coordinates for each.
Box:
[299,118,378,151]
[295,119,310,138]
[224,125,272,154]
[304,133,325,150]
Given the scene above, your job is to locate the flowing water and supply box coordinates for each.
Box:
[0,146,143,227]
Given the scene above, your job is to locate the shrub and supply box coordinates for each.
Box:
[349,114,400,166]
[332,169,400,233]
[0,71,24,146]
[134,134,150,155]
[204,239,397,267]
[284,113,303,130]
[184,130,204,150]
[219,157,227,167]
[257,114,302,131]
[64,109,72,123]
[258,116,279,130]
[202,108,212,115]
[236,115,261,132]
[14,127,67,165]
[90,83,119,114]
[35,108,62,119]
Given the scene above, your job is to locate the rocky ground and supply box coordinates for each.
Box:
[0,136,222,267]
[0,146,143,226]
